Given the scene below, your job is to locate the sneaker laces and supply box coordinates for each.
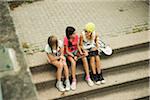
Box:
[98,73,104,81]
[93,74,99,82]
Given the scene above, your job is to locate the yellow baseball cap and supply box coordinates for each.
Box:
[85,22,95,33]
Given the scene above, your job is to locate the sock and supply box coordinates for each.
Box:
[57,80,61,83]
[65,78,69,82]
[86,75,90,80]
[72,79,76,82]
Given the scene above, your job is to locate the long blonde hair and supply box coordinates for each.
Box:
[47,35,58,53]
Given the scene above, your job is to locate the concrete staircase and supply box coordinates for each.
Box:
[27,31,150,100]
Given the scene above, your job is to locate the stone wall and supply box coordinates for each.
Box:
[0,2,37,100]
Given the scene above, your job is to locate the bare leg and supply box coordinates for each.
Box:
[95,55,101,74]
[67,56,76,81]
[63,61,69,79]
[51,61,63,81]
[82,57,90,77]
[90,56,96,74]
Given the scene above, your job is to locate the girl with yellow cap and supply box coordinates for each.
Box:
[79,22,105,85]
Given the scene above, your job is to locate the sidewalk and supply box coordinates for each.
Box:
[10,0,149,54]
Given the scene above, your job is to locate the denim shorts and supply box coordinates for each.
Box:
[64,50,78,57]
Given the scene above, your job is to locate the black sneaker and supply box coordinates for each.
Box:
[92,74,100,85]
[98,73,106,84]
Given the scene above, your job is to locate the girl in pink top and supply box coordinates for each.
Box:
[64,32,78,54]
[64,26,79,90]
[64,26,94,90]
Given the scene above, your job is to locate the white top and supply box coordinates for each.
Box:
[82,31,99,50]
[45,40,63,56]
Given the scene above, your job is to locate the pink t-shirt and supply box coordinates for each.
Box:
[64,34,79,54]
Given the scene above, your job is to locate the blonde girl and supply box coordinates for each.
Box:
[45,35,70,92]
[79,23,105,85]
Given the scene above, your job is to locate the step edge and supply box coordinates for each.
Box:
[56,77,149,100]
[39,77,149,100]
[29,42,149,68]
[32,59,149,84]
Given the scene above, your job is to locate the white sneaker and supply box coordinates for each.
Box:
[95,81,101,85]
[101,80,106,84]
[86,78,94,87]
[93,74,101,85]
[56,81,65,92]
[65,79,71,91]
[97,73,105,84]
[71,81,76,90]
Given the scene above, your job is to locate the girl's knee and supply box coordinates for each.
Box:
[96,55,100,58]
[71,60,76,66]
[96,56,100,61]
[82,57,88,64]
[63,61,68,67]
[63,62,67,67]
[62,60,67,66]
[82,57,87,61]
[90,57,95,61]
[57,63,64,69]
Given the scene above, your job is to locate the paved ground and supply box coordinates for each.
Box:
[10,0,149,53]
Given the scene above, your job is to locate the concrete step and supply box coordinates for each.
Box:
[31,47,149,84]
[30,42,149,73]
[28,31,149,100]
[103,30,149,50]
[37,60,149,100]
[26,31,149,68]
[63,78,149,100]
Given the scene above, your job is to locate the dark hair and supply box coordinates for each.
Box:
[65,26,75,47]
[48,35,58,53]
[65,26,75,39]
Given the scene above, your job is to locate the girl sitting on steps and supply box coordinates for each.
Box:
[79,22,105,85]
[64,26,94,90]
[45,35,70,92]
